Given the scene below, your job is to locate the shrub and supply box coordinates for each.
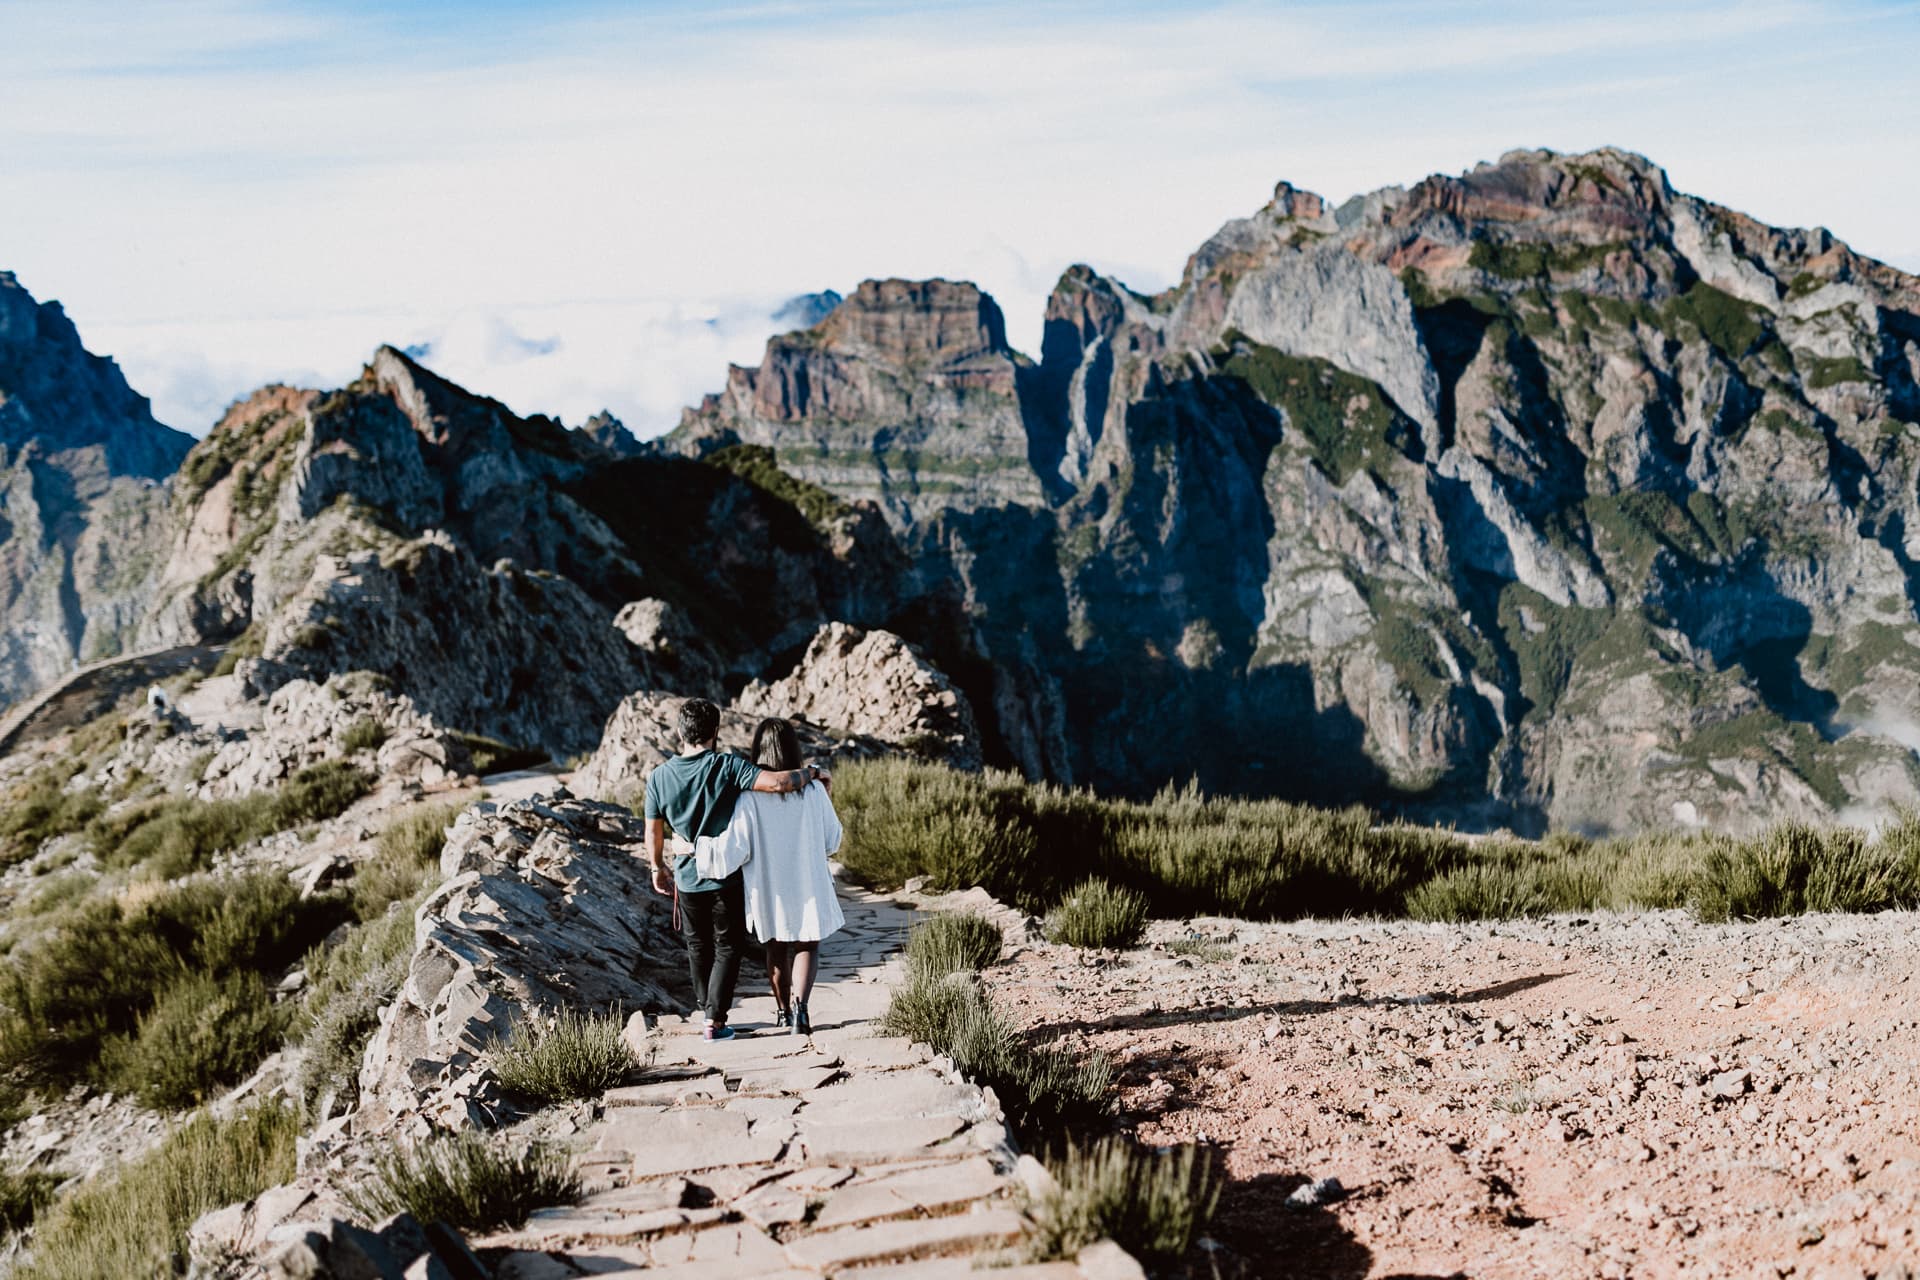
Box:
[88,762,370,876]
[491,1006,638,1105]
[1045,880,1148,949]
[0,770,104,865]
[834,758,1920,927]
[0,1168,61,1235]
[1027,1137,1219,1264]
[15,1101,297,1279]
[353,802,459,917]
[1693,823,1917,921]
[296,902,422,1118]
[344,1131,579,1233]
[880,969,1109,1142]
[102,971,285,1110]
[0,872,347,1091]
[341,717,389,754]
[904,913,1002,980]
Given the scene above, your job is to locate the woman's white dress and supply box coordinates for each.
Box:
[703,781,845,942]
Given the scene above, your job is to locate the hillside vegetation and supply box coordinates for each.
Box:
[833,758,1920,924]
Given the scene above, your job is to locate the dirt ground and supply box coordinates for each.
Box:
[986,909,1920,1280]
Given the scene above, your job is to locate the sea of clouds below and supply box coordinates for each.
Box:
[89,284,1057,441]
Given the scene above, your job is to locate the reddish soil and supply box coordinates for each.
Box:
[987,910,1920,1280]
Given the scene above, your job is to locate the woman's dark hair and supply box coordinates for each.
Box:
[751,717,804,775]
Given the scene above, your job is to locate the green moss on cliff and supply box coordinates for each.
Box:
[707,444,850,533]
[1660,283,1768,362]
[1217,339,1412,484]
[1806,355,1872,389]
[1496,586,1614,718]
[1468,238,1628,280]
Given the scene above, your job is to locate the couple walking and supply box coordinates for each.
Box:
[643,698,844,1040]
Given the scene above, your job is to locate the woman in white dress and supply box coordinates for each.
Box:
[703,718,844,1035]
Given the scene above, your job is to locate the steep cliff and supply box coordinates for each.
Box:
[0,273,193,704]
[671,148,1920,834]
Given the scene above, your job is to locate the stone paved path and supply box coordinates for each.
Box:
[473,882,1139,1279]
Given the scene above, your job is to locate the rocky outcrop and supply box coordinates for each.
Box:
[353,792,683,1136]
[241,533,644,758]
[570,690,890,806]
[736,623,983,769]
[200,672,461,797]
[0,273,192,705]
[669,279,1050,527]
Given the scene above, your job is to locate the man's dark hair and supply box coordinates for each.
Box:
[677,697,721,746]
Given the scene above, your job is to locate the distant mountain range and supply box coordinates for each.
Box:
[5,147,1920,834]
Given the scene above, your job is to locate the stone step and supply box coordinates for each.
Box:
[812,1156,1006,1229]
[783,1207,1028,1271]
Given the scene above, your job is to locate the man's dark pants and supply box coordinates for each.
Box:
[679,870,747,1025]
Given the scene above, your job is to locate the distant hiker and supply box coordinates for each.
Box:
[699,717,844,1036]
[146,684,172,713]
[643,697,827,1040]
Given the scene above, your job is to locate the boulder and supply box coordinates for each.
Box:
[354,793,686,1134]
[200,671,458,797]
[569,690,890,805]
[736,623,982,770]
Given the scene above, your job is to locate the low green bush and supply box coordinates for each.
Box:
[1693,822,1919,921]
[16,1101,297,1279]
[903,913,1002,980]
[491,1006,637,1105]
[0,871,348,1092]
[295,902,423,1118]
[88,762,370,877]
[102,971,286,1110]
[341,717,389,754]
[1027,1137,1219,1264]
[836,759,1920,926]
[1045,880,1148,949]
[0,1168,62,1235]
[353,802,459,918]
[880,967,1109,1143]
[0,769,104,866]
[344,1131,579,1233]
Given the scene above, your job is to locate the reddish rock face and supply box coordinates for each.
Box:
[817,279,1010,365]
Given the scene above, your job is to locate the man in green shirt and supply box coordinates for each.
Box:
[644,698,825,1039]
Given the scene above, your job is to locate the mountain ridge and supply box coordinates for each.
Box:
[6,146,1920,834]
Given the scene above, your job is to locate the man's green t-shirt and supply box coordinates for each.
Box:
[644,749,763,892]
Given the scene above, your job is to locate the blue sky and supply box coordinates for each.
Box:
[3,0,1916,434]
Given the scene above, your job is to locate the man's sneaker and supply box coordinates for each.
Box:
[773,1008,792,1031]
[702,1023,736,1041]
[793,1000,811,1037]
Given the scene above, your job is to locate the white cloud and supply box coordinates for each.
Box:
[3,1,1916,436]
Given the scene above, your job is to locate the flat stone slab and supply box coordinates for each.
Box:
[724,1096,803,1122]
[735,1181,809,1228]
[839,1262,1083,1280]
[782,1208,1027,1270]
[605,1074,724,1106]
[685,1037,841,1072]
[575,1179,690,1215]
[797,1113,968,1164]
[505,1203,726,1247]
[648,1222,791,1274]
[731,1063,842,1096]
[595,1110,787,1176]
[798,1071,981,1124]
[826,1035,932,1071]
[813,1156,1006,1228]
